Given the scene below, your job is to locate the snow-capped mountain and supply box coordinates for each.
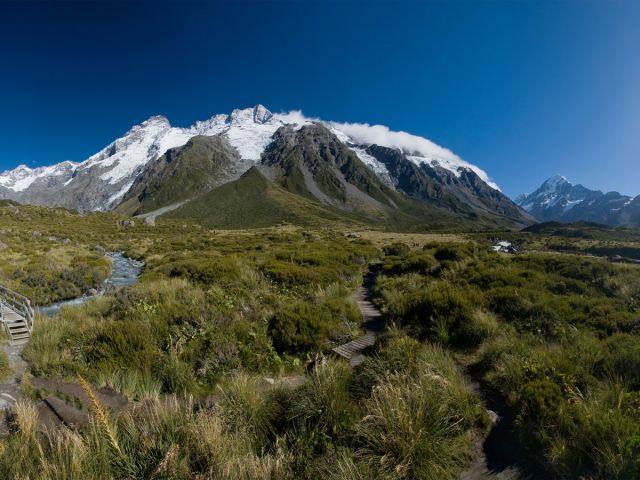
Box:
[0,106,284,210]
[0,105,525,225]
[517,175,639,226]
[0,161,77,192]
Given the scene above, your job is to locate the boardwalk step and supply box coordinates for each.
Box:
[9,329,29,336]
[8,326,28,332]
[43,396,88,429]
[10,333,31,340]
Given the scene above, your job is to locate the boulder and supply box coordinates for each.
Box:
[118,219,135,228]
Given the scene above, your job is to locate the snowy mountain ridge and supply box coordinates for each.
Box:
[0,105,501,212]
[517,175,639,226]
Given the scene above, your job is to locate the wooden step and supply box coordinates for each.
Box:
[4,325,29,337]
[331,266,383,363]
[43,397,88,429]
[11,333,30,340]
[8,322,28,330]
[9,329,29,337]
[332,332,377,359]
[3,317,31,343]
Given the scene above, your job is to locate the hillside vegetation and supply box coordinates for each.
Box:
[0,206,112,304]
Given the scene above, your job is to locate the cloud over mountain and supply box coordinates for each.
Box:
[275,110,499,190]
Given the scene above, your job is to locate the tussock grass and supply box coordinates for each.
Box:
[1,339,485,479]
[217,373,277,446]
[375,238,640,477]
[14,400,39,441]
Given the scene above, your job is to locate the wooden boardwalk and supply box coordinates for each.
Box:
[332,265,383,366]
[0,284,34,344]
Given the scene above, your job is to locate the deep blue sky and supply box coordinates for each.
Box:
[1,0,638,198]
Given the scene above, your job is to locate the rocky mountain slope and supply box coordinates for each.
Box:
[517,175,639,226]
[162,123,529,230]
[117,136,251,216]
[0,105,532,229]
[364,145,534,225]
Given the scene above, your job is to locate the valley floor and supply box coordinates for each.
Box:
[1,204,640,479]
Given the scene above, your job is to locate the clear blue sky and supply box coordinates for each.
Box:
[1,0,638,198]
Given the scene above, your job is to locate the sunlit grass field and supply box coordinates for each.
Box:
[1,203,640,478]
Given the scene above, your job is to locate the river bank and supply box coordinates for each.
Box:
[36,252,143,316]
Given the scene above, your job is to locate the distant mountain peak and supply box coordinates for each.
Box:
[543,174,570,187]
[517,176,637,226]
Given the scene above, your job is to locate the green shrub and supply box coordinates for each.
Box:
[458,310,499,346]
[382,251,438,276]
[403,286,476,346]
[268,301,335,353]
[383,242,411,257]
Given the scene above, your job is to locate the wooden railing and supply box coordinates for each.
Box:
[0,284,35,333]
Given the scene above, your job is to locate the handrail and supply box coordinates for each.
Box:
[0,302,11,339]
[0,284,34,333]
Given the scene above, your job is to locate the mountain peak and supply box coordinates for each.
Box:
[543,174,570,188]
[227,105,273,125]
[141,115,171,128]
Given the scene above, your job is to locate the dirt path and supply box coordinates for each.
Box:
[0,340,28,434]
[459,386,528,479]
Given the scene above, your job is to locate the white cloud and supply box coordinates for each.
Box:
[274,110,500,191]
[329,121,457,162]
[274,109,313,126]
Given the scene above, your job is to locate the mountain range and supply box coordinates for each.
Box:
[517,175,640,227]
[0,105,534,230]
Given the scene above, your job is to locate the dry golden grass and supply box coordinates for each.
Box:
[355,230,466,249]
[14,400,39,441]
[77,375,121,455]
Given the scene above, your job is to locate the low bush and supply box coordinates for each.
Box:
[382,242,411,257]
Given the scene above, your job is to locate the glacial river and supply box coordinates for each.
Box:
[36,252,143,316]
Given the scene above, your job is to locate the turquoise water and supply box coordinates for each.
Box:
[36,253,143,316]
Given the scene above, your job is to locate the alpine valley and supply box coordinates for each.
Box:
[0,105,533,230]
